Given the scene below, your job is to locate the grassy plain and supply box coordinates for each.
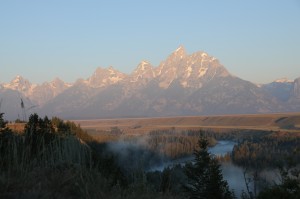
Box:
[73,113,300,137]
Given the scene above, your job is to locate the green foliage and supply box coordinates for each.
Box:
[183,137,235,199]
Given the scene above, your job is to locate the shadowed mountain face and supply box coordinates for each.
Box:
[1,46,299,120]
[293,78,300,99]
[262,81,293,102]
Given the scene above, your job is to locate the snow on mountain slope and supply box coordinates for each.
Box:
[87,66,126,88]
[155,46,230,89]
[1,46,299,120]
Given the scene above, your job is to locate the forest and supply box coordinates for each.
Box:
[0,113,299,199]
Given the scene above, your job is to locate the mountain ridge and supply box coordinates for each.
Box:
[1,46,299,120]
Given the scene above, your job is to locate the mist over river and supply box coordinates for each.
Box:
[150,140,247,196]
[209,141,247,196]
[108,139,278,197]
[208,140,236,156]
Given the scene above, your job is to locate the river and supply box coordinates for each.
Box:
[149,140,247,196]
[209,140,247,195]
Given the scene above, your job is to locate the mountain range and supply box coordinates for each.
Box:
[1,46,299,120]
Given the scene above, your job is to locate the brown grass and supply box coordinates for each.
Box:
[6,123,26,133]
[73,113,300,136]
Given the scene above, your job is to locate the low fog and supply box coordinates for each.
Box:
[106,139,168,171]
[100,138,279,196]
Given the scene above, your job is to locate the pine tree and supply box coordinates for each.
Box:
[183,137,235,199]
[0,113,7,129]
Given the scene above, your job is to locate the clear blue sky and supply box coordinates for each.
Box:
[1,0,299,84]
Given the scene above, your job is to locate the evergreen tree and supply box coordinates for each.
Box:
[0,113,7,129]
[160,167,172,193]
[183,137,235,199]
[257,161,300,199]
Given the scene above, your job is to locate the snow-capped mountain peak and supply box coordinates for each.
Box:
[155,47,230,89]
[4,75,32,92]
[274,78,293,83]
[108,66,117,75]
[1,46,299,121]
[130,61,155,83]
[87,66,126,88]
[175,45,185,52]
[172,45,186,59]
[139,60,150,70]
[134,60,152,72]
[50,78,72,89]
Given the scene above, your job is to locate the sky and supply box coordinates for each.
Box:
[0,0,299,84]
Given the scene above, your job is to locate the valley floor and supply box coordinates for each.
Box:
[73,113,300,135]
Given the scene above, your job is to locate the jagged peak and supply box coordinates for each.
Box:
[108,66,116,75]
[140,60,150,65]
[93,66,122,75]
[174,45,185,52]
[160,46,186,66]
[92,66,125,77]
[172,45,186,56]
[87,66,126,88]
[108,65,114,71]
[190,51,213,59]
[50,77,72,87]
[129,60,155,82]
[2,75,32,92]
[7,75,31,86]
[136,60,152,71]
[11,75,27,82]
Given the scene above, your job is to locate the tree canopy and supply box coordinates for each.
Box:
[183,137,235,199]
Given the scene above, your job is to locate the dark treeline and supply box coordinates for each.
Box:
[232,134,300,169]
[91,127,300,171]
[125,130,218,159]
[0,113,128,198]
[151,129,300,170]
